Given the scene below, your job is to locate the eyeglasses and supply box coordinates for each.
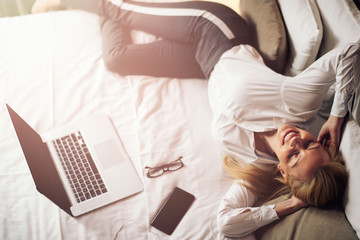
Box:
[145,156,184,178]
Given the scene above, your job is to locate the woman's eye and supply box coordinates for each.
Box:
[288,151,299,160]
[305,140,316,148]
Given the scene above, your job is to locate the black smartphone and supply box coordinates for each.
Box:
[151,187,195,235]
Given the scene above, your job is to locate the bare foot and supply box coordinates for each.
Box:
[31,0,63,13]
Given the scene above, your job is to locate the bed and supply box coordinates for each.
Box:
[0,0,359,239]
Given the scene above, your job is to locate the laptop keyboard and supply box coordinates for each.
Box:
[53,131,108,203]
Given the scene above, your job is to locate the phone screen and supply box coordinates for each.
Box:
[150,187,195,235]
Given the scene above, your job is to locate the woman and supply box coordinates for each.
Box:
[33,0,359,238]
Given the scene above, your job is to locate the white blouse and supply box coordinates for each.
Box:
[209,43,359,238]
[217,182,278,239]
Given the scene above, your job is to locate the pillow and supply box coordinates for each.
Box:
[340,115,360,239]
[315,0,360,57]
[239,0,287,74]
[277,0,323,76]
[255,195,358,240]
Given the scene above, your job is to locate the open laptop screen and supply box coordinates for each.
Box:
[6,104,72,215]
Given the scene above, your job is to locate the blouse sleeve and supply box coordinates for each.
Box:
[282,43,360,120]
[217,181,279,239]
[330,43,360,118]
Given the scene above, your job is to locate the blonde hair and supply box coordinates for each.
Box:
[284,146,348,207]
[222,155,283,200]
[223,146,348,206]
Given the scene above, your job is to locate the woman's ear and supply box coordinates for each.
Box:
[277,164,287,181]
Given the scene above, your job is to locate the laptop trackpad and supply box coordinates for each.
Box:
[94,140,124,169]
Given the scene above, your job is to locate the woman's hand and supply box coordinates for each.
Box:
[290,195,309,209]
[275,195,309,218]
[317,115,345,148]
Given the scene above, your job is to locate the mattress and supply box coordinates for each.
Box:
[0,10,231,239]
[1,8,359,240]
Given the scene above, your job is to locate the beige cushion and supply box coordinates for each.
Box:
[239,0,287,74]
[256,195,358,240]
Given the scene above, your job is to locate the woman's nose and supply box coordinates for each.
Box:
[289,136,303,148]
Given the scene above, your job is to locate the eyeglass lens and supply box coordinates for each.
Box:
[146,157,183,178]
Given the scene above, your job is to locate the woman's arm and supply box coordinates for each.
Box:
[317,44,359,148]
[217,182,309,238]
[283,43,359,126]
[274,195,309,218]
[217,182,278,238]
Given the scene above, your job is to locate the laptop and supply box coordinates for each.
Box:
[6,104,143,217]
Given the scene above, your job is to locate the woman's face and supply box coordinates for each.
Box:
[274,125,331,181]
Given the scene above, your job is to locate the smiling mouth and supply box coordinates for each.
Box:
[283,131,297,145]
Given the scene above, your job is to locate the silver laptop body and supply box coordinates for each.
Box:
[6,104,143,217]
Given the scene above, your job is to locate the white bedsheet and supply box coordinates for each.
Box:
[0,10,232,239]
[1,9,359,240]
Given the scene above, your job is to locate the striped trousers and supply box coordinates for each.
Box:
[63,0,250,79]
